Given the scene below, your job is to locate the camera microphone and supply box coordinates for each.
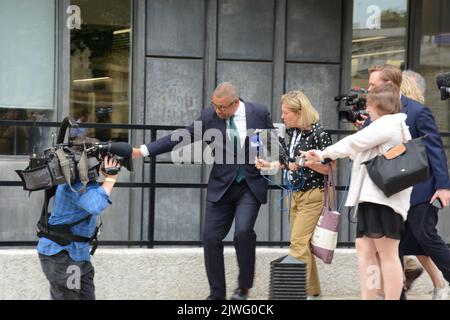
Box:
[436,72,450,88]
[334,93,358,101]
[436,72,450,100]
[98,142,133,157]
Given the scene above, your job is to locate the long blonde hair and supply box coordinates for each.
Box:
[401,72,425,104]
[280,90,320,129]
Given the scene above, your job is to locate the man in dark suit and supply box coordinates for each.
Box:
[366,65,450,297]
[132,82,274,300]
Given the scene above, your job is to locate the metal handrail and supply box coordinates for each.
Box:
[1,120,449,248]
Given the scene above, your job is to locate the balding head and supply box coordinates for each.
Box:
[211,82,240,119]
[213,82,239,101]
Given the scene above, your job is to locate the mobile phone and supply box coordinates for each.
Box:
[432,198,444,209]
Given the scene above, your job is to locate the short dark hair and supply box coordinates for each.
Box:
[368,64,403,89]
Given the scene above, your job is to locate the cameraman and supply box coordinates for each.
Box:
[37,156,120,300]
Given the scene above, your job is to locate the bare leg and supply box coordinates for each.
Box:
[373,237,403,300]
[417,255,444,288]
[356,237,380,300]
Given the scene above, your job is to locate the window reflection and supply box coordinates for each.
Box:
[420,0,450,133]
[70,0,131,142]
[0,0,56,155]
[351,0,408,88]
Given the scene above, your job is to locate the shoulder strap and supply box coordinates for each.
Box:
[77,150,89,192]
[37,186,57,234]
[55,149,88,193]
[323,164,337,210]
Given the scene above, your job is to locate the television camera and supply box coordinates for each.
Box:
[335,87,369,123]
[16,116,133,192]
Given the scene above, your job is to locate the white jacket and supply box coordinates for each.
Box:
[320,113,412,220]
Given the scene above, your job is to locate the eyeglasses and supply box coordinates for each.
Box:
[211,100,237,111]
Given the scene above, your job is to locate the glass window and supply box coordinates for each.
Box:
[419,0,450,133]
[351,0,408,88]
[420,0,450,185]
[0,0,57,155]
[70,0,131,142]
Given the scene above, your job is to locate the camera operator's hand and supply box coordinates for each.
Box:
[101,156,120,178]
[354,114,368,130]
[101,156,120,195]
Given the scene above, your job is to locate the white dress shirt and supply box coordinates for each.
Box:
[228,100,247,148]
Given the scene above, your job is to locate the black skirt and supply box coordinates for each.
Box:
[356,202,404,240]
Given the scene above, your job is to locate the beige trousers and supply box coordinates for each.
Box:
[289,188,324,296]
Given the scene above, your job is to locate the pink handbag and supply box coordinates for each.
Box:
[310,168,340,264]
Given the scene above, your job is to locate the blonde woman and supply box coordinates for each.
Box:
[401,71,425,104]
[306,84,412,300]
[255,90,333,298]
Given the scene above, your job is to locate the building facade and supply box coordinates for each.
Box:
[0,0,449,244]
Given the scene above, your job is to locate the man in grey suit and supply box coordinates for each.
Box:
[133,82,275,300]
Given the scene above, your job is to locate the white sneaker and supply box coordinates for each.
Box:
[432,282,449,300]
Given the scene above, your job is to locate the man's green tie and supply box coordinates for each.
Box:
[229,115,245,183]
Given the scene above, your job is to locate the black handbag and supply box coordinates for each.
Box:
[363,136,430,197]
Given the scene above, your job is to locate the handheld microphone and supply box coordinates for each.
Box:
[97,142,133,158]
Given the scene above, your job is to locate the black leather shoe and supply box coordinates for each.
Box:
[230,288,249,300]
[206,295,226,300]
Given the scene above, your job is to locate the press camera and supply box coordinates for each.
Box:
[335,87,368,123]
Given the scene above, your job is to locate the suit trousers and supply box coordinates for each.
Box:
[289,188,324,296]
[203,180,261,298]
[400,202,450,283]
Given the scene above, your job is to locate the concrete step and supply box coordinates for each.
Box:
[0,248,443,300]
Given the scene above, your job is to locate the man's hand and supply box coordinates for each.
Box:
[255,157,270,170]
[431,189,450,208]
[132,147,143,159]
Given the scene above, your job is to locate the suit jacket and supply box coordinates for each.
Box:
[363,96,450,205]
[400,95,450,205]
[146,101,274,204]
